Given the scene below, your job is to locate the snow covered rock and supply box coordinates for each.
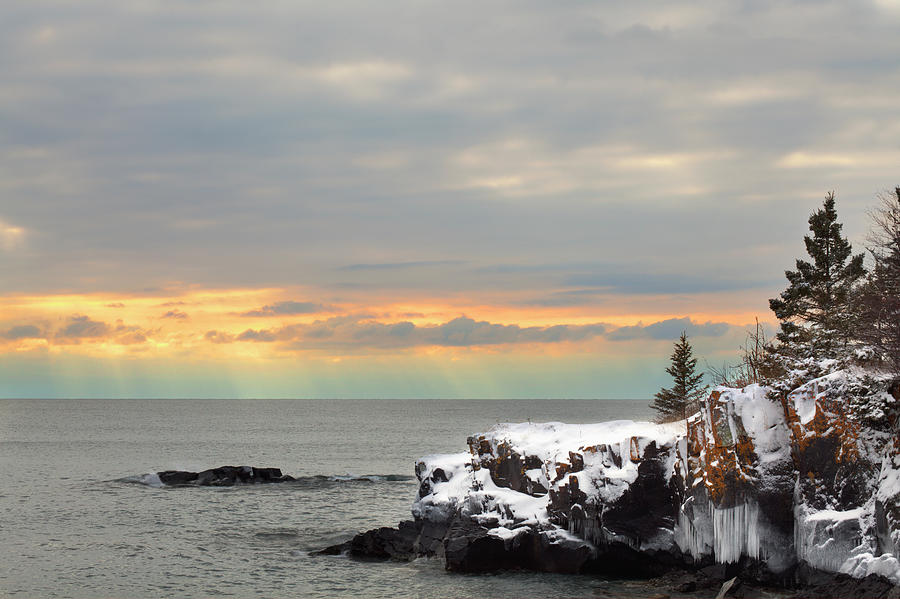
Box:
[324,372,900,588]
[784,372,899,583]
[414,420,686,574]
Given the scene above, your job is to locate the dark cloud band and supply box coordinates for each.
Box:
[205,315,735,350]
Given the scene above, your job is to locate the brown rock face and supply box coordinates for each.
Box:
[681,390,759,509]
[783,380,875,511]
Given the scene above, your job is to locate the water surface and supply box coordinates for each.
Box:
[0,398,657,598]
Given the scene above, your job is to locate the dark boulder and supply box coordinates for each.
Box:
[157,466,294,486]
[348,520,420,560]
[156,470,198,485]
[415,519,450,556]
[314,520,434,561]
[443,518,513,572]
[442,517,601,574]
[598,441,678,549]
[796,569,900,598]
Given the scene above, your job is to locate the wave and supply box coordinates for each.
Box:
[119,473,165,488]
[254,528,300,538]
[325,474,414,482]
[116,473,415,488]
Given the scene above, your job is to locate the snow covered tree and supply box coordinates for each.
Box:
[652,332,708,421]
[855,187,900,372]
[769,192,866,360]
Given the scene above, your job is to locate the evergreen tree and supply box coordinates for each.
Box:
[856,187,900,372]
[652,332,708,421]
[769,192,866,359]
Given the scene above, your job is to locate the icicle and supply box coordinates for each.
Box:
[712,502,760,562]
[675,499,761,563]
[675,501,713,559]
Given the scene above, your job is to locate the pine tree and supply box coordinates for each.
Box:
[652,332,708,421]
[769,192,866,360]
[856,187,900,372]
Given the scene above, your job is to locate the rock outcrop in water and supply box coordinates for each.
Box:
[155,466,294,486]
[318,371,900,595]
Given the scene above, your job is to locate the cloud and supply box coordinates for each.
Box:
[236,328,278,342]
[424,317,607,347]
[518,289,607,307]
[204,330,233,344]
[311,60,413,100]
[57,315,110,339]
[339,261,465,271]
[210,315,608,350]
[202,315,741,351]
[1,325,42,340]
[162,310,189,319]
[51,315,148,345]
[564,273,767,295]
[776,151,858,169]
[240,300,331,317]
[114,330,147,345]
[0,219,25,250]
[606,317,732,341]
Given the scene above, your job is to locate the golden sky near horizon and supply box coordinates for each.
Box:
[0,284,769,399]
[0,286,766,359]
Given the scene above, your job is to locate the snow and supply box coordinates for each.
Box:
[720,385,793,471]
[412,452,473,522]
[487,526,530,540]
[414,420,681,531]
[787,370,853,425]
[791,386,818,424]
[878,450,900,503]
[473,420,683,465]
[469,419,683,512]
[805,507,866,522]
[843,551,900,584]
[468,467,548,526]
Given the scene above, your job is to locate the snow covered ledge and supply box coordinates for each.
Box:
[410,376,900,584]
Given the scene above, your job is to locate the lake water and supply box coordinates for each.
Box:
[0,398,663,598]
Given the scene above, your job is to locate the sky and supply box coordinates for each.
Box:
[2,1,900,398]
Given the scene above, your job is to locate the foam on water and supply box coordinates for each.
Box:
[117,473,164,487]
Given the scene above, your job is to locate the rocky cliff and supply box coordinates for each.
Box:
[320,370,900,591]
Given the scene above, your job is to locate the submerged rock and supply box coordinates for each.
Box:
[314,520,425,560]
[156,466,294,486]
